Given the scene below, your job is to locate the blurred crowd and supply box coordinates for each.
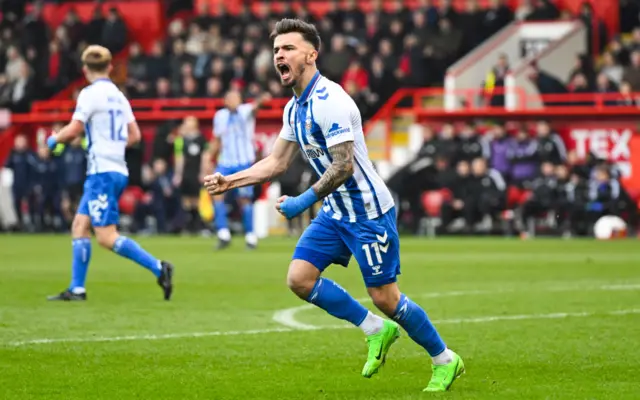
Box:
[122,0,525,119]
[388,120,637,236]
[0,1,128,112]
[483,1,640,107]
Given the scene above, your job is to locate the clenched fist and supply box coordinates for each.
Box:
[204,172,230,196]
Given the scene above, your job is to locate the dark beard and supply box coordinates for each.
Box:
[281,64,305,89]
[282,78,296,88]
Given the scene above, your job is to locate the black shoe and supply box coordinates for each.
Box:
[216,239,231,250]
[157,261,174,301]
[47,289,87,301]
[246,241,257,250]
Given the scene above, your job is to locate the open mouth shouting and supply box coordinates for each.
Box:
[276,63,291,81]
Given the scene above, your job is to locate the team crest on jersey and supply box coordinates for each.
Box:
[305,118,312,133]
[304,144,324,159]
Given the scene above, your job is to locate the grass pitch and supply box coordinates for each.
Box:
[0,236,639,399]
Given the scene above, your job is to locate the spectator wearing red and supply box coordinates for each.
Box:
[341,59,368,91]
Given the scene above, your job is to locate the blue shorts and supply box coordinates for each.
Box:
[216,163,254,198]
[78,172,128,227]
[293,207,401,288]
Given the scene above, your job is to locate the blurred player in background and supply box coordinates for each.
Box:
[205,19,464,392]
[45,45,174,301]
[210,89,271,249]
[172,116,208,234]
[5,134,35,231]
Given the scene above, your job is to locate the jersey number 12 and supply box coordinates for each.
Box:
[109,109,126,142]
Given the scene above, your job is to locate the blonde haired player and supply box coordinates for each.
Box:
[46,45,174,301]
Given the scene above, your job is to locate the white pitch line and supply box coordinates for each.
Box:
[6,327,300,347]
[271,284,640,330]
[6,308,640,348]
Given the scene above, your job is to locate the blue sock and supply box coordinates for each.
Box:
[242,203,254,234]
[393,294,446,357]
[214,200,228,231]
[306,277,368,326]
[113,236,161,278]
[70,238,91,289]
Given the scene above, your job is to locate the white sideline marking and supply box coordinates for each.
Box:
[7,308,640,347]
[272,284,640,330]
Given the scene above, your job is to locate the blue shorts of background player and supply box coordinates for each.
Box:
[213,163,257,248]
[78,172,128,226]
[294,207,400,287]
[48,171,173,302]
[215,164,254,199]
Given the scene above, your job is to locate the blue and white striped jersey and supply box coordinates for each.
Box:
[279,71,394,222]
[213,103,256,168]
[71,78,134,176]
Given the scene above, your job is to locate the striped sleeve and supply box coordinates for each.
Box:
[278,100,297,142]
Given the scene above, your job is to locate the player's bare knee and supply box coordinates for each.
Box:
[368,283,401,317]
[71,215,91,238]
[94,227,118,249]
[286,260,320,299]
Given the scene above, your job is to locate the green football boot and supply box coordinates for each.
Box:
[361,320,401,378]
[423,350,465,392]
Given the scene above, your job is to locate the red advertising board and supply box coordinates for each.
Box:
[557,122,640,194]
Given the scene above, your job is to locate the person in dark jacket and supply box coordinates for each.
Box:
[4,134,36,230]
[535,121,567,165]
[439,160,474,230]
[31,145,62,232]
[101,7,127,54]
[59,136,86,224]
[564,171,590,235]
[518,162,558,230]
[435,123,459,167]
[466,157,507,230]
[482,53,510,107]
[526,65,568,105]
[456,121,489,163]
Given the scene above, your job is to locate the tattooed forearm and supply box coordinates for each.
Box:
[312,141,354,199]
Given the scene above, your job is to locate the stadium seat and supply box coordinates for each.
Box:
[119,186,145,216]
[421,189,452,218]
[418,189,452,237]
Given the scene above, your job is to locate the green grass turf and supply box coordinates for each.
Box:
[0,235,639,399]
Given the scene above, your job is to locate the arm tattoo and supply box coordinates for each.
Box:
[312,141,354,199]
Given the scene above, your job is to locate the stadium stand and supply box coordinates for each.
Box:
[0,0,638,240]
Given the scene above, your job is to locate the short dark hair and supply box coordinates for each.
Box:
[270,18,321,51]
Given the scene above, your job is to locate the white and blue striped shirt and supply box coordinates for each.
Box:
[71,78,134,176]
[279,72,394,222]
[213,103,256,168]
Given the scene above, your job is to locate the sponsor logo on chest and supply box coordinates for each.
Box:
[304,145,325,159]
